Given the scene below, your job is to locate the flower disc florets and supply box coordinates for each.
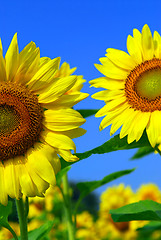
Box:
[0,82,43,161]
[125,58,161,112]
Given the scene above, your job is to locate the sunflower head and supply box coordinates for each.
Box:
[0,34,88,205]
[136,183,161,202]
[99,184,134,219]
[90,24,161,148]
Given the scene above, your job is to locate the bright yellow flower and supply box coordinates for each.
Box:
[76,212,98,240]
[95,217,137,240]
[90,24,161,147]
[99,184,134,219]
[136,183,161,202]
[97,184,136,240]
[76,211,94,229]
[0,34,88,205]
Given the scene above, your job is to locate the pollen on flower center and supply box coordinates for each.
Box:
[125,58,161,112]
[0,106,20,135]
[136,69,161,100]
[0,82,43,161]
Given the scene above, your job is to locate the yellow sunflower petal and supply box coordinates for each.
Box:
[25,162,49,194]
[153,31,161,58]
[106,48,136,69]
[0,52,6,81]
[142,24,154,60]
[58,62,76,77]
[110,107,138,136]
[96,95,126,117]
[68,75,85,92]
[57,149,79,162]
[99,103,129,131]
[4,158,21,199]
[95,60,129,80]
[48,152,61,174]
[0,38,2,54]
[146,111,161,147]
[15,42,40,84]
[5,33,19,81]
[89,77,125,90]
[92,90,123,101]
[38,75,77,104]
[0,162,8,205]
[58,128,87,139]
[44,108,85,131]
[127,35,143,64]
[133,28,142,47]
[17,159,38,197]
[27,146,56,186]
[39,57,51,68]
[41,129,76,152]
[42,93,84,109]
[28,57,60,91]
[127,112,150,143]
[120,110,140,139]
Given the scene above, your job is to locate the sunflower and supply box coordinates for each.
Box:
[90,24,161,147]
[136,183,161,202]
[97,184,137,240]
[0,33,88,205]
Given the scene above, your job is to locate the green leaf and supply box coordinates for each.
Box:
[77,109,98,118]
[137,221,161,232]
[28,221,54,240]
[56,166,71,186]
[60,132,151,169]
[0,201,18,240]
[110,200,161,222]
[77,168,135,199]
[0,201,12,228]
[131,147,154,160]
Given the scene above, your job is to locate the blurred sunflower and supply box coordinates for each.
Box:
[97,184,136,240]
[90,24,161,147]
[0,34,88,205]
[99,183,134,219]
[136,183,161,202]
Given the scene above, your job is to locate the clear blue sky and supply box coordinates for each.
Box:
[1,0,161,196]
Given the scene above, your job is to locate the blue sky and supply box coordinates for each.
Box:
[1,0,161,196]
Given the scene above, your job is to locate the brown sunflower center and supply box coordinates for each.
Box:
[0,82,43,161]
[125,58,161,112]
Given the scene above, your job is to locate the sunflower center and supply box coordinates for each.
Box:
[125,58,161,112]
[136,69,161,100]
[0,82,43,161]
[0,106,20,135]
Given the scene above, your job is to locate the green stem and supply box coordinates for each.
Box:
[62,173,75,240]
[73,196,83,228]
[16,198,28,240]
